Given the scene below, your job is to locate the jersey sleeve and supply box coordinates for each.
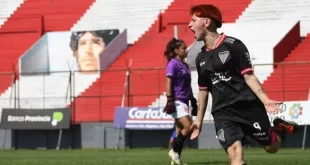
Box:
[195,57,209,91]
[235,41,253,75]
[166,61,176,78]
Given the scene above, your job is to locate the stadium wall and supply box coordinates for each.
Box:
[186,40,204,68]
[0,123,309,149]
[273,21,301,63]
[99,29,128,72]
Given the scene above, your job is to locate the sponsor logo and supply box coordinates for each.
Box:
[268,104,286,124]
[51,112,63,126]
[8,115,51,122]
[200,61,205,67]
[244,52,252,65]
[114,107,175,130]
[0,108,70,129]
[253,132,269,141]
[253,132,266,137]
[224,38,235,44]
[7,111,64,127]
[288,103,303,119]
[210,71,232,84]
[128,107,171,120]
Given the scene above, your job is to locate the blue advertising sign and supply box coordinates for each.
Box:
[113,107,174,130]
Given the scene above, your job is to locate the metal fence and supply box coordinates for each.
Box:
[0,62,309,122]
[253,62,310,101]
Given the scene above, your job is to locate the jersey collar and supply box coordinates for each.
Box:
[201,33,226,52]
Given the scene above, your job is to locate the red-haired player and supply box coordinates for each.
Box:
[188,4,298,165]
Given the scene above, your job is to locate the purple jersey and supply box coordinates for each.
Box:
[166,58,191,103]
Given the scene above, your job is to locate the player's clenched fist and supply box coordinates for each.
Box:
[164,96,176,114]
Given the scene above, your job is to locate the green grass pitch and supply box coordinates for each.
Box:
[0,148,308,165]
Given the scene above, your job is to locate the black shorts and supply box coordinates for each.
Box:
[212,100,272,150]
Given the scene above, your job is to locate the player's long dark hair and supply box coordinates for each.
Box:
[164,38,185,61]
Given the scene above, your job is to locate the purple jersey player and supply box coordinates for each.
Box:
[163,38,198,165]
[166,58,191,103]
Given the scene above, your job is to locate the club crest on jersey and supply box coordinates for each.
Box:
[219,51,229,64]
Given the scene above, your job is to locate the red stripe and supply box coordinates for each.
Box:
[241,68,253,75]
[205,33,226,51]
[199,86,208,90]
[215,34,226,48]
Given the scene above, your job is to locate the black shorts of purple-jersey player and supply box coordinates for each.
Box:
[188,4,298,165]
[163,38,198,165]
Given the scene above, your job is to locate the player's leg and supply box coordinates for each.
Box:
[169,128,180,150]
[249,118,297,153]
[243,102,298,153]
[169,128,181,165]
[217,124,245,165]
[169,129,176,165]
[169,115,192,164]
[213,112,247,165]
[263,118,298,153]
[169,129,176,150]
[169,101,192,165]
[169,116,192,164]
[226,141,245,165]
[175,115,192,155]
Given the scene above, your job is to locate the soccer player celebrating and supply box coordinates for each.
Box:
[188,4,298,165]
[164,38,198,165]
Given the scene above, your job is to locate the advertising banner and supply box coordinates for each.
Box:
[115,100,310,129]
[113,107,174,130]
[267,101,310,126]
[0,108,71,129]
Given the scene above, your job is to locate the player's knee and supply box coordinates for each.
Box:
[264,142,280,153]
[263,133,281,153]
[178,116,192,135]
[227,141,243,163]
[181,127,191,136]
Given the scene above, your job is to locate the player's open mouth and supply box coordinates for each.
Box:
[191,29,196,38]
